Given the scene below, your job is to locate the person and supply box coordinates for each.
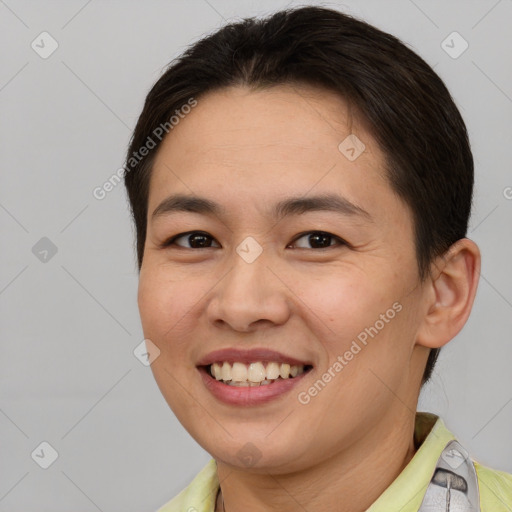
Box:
[123,6,512,511]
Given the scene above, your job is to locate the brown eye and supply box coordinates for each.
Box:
[164,231,220,249]
[289,231,345,249]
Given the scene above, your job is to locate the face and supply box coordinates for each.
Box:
[138,84,431,473]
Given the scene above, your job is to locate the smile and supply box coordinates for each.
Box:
[209,361,311,386]
[196,347,314,405]
[198,362,313,406]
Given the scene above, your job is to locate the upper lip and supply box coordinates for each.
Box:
[196,348,313,367]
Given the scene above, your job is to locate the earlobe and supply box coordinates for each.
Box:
[416,238,481,349]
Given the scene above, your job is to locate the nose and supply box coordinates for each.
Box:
[206,249,291,333]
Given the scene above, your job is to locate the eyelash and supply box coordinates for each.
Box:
[160,230,348,250]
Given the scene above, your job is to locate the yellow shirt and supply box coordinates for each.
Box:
[157,412,512,511]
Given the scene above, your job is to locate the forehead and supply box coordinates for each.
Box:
[149,84,394,219]
[156,84,375,156]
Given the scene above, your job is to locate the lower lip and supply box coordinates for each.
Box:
[197,366,311,406]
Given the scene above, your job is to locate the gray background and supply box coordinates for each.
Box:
[0,0,511,510]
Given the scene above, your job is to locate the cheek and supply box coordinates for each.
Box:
[296,268,390,343]
[295,266,415,395]
[137,268,202,351]
[137,270,202,412]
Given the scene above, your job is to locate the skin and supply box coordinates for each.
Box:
[137,84,480,512]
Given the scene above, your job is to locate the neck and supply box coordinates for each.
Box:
[215,407,418,512]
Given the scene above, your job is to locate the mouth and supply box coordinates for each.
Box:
[196,348,314,405]
[197,358,314,406]
[203,361,313,387]
[201,361,314,387]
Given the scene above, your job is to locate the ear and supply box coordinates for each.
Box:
[416,238,481,349]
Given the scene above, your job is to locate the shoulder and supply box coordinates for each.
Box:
[474,460,512,511]
[156,458,219,512]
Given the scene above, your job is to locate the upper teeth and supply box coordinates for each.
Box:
[210,361,305,382]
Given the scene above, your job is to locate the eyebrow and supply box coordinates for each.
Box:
[151,193,372,222]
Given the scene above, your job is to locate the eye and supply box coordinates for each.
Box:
[162,231,220,249]
[161,230,347,250]
[288,231,346,249]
